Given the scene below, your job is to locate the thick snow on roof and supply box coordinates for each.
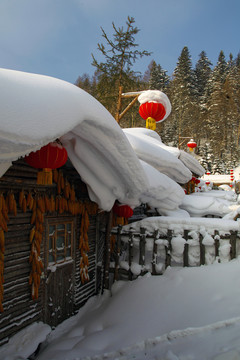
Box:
[0,68,149,210]
[123,128,192,184]
[0,68,188,212]
[123,128,205,178]
[139,160,185,212]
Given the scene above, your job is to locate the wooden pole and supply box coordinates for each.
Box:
[115,85,123,124]
[119,95,139,122]
[103,210,113,290]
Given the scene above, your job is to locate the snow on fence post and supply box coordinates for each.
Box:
[139,227,146,267]
[165,229,172,268]
[199,233,205,265]
[128,231,133,280]
[151,230,158,275]
[183,230,189,267]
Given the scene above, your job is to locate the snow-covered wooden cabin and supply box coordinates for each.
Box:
[0,69,149,345]
[0,70,206,346]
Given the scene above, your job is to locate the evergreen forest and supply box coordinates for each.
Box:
[75,18,240,174]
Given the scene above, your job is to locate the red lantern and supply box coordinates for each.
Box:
[205,181,210,186]
[25,142,68,185]
[139,102,166,130]
[187,140,197,152]
[206,171,211,176]
[230,169,234,173]
[112,203,133,218]
[195,179,201,184]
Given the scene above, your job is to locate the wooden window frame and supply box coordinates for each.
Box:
[46,219,74,266]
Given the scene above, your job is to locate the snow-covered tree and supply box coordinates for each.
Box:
[148,60,169,91]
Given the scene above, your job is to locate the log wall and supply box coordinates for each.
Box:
[0,159,106,345]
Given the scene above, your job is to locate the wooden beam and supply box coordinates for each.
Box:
[119,95,139,121]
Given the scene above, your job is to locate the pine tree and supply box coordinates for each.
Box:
[168,46,199,144]
[195,51,212,99]
[148,60,169,91]
[91,16,151,124]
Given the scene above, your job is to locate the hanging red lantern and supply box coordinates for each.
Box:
[205,181,210,186]
[206,171,211,176]
[139,102,166,131]
[112,203,133,218]
[25,141,68,185]
[187,139,197,152]
[195,178,201,185]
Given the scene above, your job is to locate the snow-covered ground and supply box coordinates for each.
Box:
[1,259,240,360]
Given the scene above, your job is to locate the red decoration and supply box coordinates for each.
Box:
[195,179,201,184]
[205,181,210,186]
[25,142,68,185]
[187,140,197,152]
[206,171,211,176]
[139,102,166,123]
[113,203,133,218]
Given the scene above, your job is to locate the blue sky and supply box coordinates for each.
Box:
[0,0,239,84]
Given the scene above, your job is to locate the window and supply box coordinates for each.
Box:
[47,221,74,265]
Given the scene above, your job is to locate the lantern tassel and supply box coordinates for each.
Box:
[146,117,156,131]
[37,168,53,185]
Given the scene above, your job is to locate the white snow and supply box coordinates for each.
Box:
[0,322,51,360]
[3,260,240,360]
[123,128,192,183]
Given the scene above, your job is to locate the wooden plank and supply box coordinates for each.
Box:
[183,230,189,267]
[139,227,146,266]
[230,231,237,259]
[151,230,158,275]
[199,233,205,265]
[165,230,172,268]
[128,231,133,280]
[114,225,122,282]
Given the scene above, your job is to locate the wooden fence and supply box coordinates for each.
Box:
[109,221,240,283]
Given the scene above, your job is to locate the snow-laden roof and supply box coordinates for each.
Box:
[0,68,189,213]
[139,160,185,212]
[123,128,205,178]
[123,128,193,183]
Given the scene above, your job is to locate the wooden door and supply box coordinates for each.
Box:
[44,218,76,327]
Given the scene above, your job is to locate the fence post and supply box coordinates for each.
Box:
[128,231,133,280]
[199,233,205,265]
[183,230,189,267]
[230,231,237,259]
[152,230,158,275]
[165,229,172,268]
[114,225,122,282]
[214,230,220,258]
[139,227,146,267]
